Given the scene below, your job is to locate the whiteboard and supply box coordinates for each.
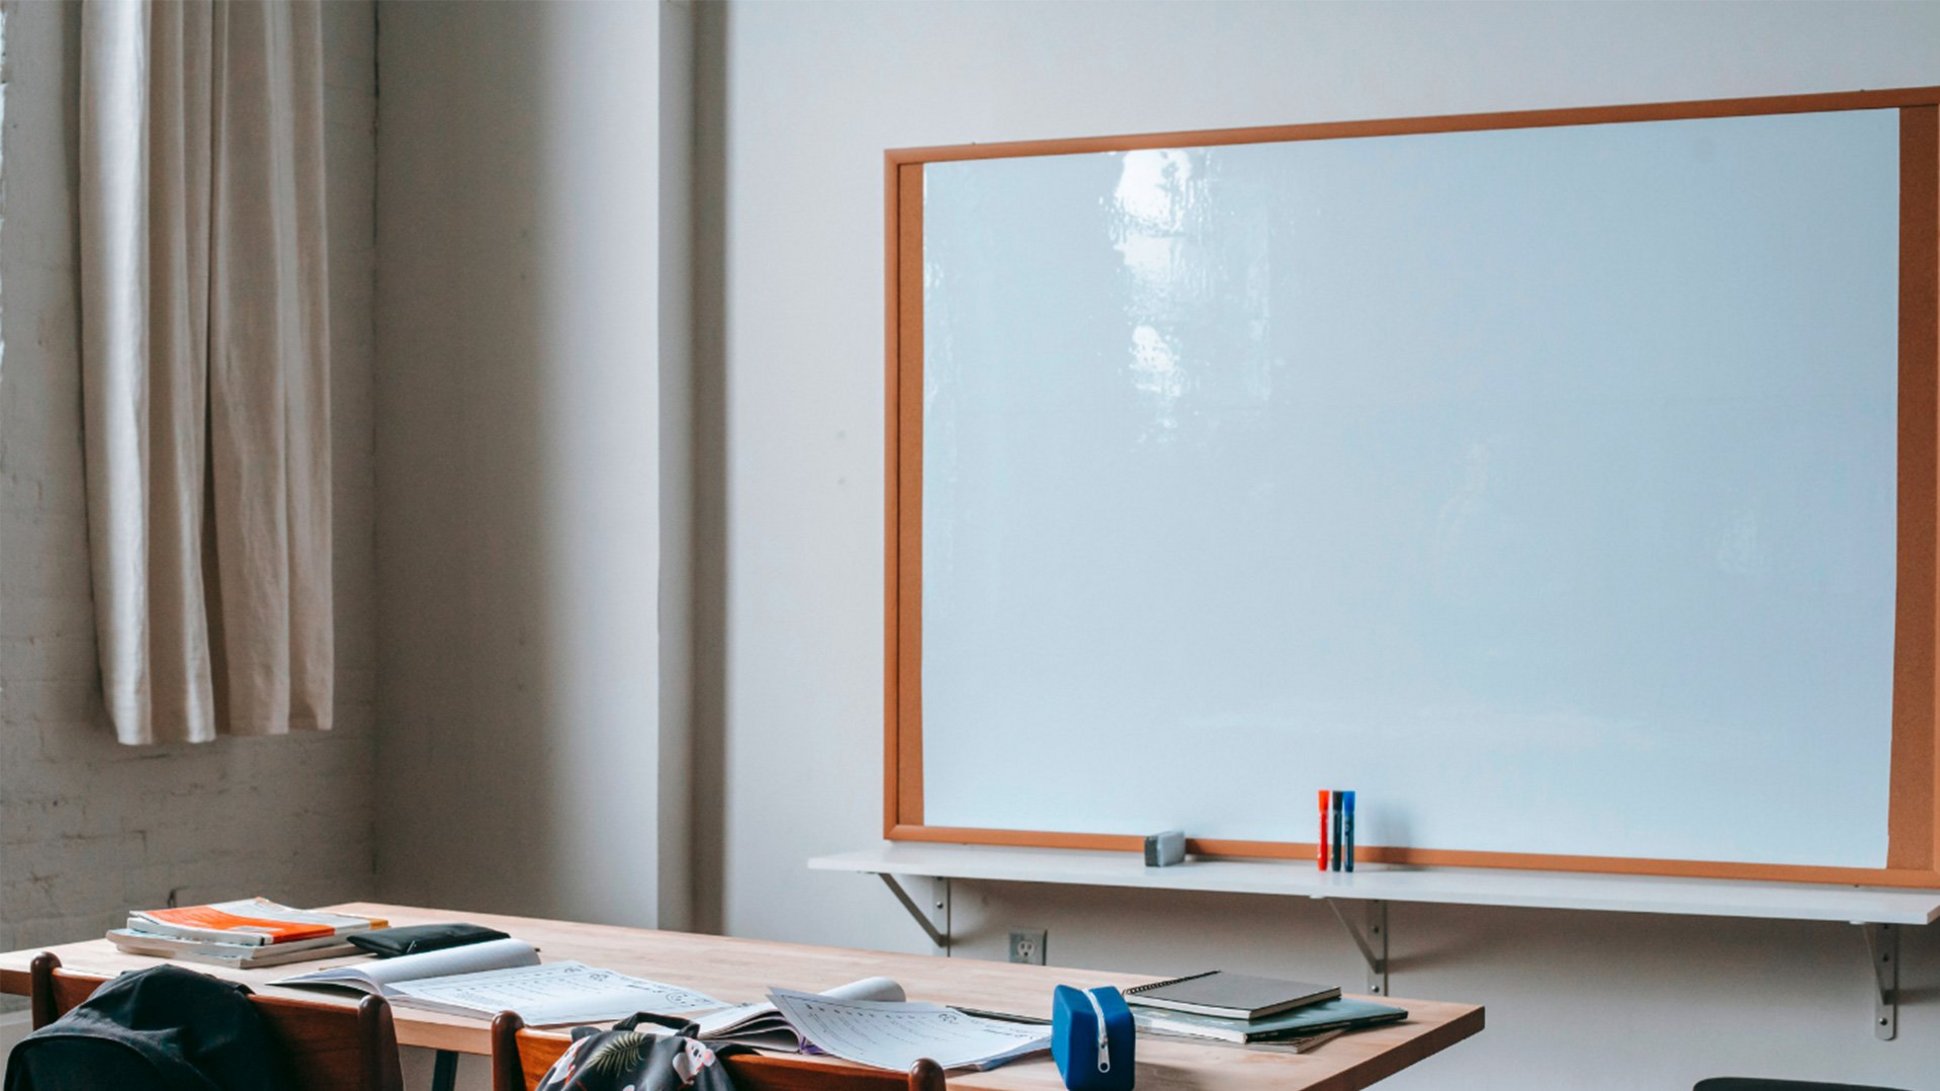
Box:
[918,109,1901,869]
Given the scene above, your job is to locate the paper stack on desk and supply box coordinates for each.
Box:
[1130,996,1407,1045]
[1124,969,1402,1048]
[110,898,385,969]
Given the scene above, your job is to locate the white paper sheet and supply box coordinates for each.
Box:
[391,962,724,1026]
[275,938,542,994]
[767,988,1050,1072]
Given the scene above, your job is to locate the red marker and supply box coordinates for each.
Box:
[1317,790,1332,871]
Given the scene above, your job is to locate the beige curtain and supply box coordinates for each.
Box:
[78,0,332,745]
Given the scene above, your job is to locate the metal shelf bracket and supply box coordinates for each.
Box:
[1325,898,1389,996]
[1862,922,1897,1041]
[881,874,952,956]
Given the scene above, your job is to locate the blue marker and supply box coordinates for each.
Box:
[1342,791,1356,872]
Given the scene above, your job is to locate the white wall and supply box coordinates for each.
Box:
[373,0,693,931]
[0,0,379,955]
[702,3,1940,1088]
[658,0,697,939]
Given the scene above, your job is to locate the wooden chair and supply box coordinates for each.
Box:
[28,952,406,1091]
[491,1011,947,1091]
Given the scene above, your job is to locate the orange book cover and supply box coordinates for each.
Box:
[130,899,386,947]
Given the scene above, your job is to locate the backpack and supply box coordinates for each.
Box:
[3,965,292,1091]
[536,1013,743,1091]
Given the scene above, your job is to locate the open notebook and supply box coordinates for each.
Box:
[680,976,905,1050]
[276,939,721,1026]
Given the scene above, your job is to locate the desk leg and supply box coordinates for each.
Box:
[431,1048,459,1091]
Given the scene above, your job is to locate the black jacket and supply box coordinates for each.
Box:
[4,965,291,1091]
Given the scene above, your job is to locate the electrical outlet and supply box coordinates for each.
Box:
[1008,928,1047,965]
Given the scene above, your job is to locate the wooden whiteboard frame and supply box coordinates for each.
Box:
[885,88,1940,887]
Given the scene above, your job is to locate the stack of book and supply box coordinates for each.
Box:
[108,898,386,970]
[1124,970,1406,1051]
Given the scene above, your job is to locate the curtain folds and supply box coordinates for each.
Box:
[78,0,332,745]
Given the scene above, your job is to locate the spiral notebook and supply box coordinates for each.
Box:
[1124,971,1340,1021]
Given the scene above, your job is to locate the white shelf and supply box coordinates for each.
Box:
[810,842,1940,925]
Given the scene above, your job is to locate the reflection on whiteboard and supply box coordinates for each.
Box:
[920,109,1899,868]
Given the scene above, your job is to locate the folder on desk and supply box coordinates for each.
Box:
[1124,970,1339,1020]
[1131,997,1406,1044]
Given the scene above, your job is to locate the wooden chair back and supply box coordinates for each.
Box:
[490,1011,947,1091]
[28,952,406,1091]
[25,953,99,1029]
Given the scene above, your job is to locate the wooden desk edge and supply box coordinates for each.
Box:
[1316,1005,1485,1091]
[0,905,1487,1085]
[1,969,1485,1080]
[453,996,1487,1090]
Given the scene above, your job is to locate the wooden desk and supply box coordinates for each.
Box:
[0,903,1482,1090]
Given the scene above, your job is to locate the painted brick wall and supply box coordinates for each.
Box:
[0,0,379,955]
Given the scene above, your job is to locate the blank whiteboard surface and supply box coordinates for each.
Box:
[919,110,1901,868]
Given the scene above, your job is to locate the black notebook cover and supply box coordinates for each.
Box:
[1124,970,1341,1020]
